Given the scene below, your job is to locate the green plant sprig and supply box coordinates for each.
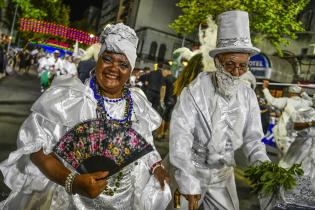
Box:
[244,161,304,197]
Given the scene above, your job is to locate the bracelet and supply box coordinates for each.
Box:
[150,161,162,173]
[65,171,78,194]
[152,164,165,174]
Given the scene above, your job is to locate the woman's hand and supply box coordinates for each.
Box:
[153,166,170,190]
[72,171,109,198]
[184,194,201,210]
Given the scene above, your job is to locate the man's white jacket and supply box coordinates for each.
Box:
[169,72,269,195]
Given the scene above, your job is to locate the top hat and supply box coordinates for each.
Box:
[209,10,260,58]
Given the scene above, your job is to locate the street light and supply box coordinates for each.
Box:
[89,34,95,38]
[7,4,18,51]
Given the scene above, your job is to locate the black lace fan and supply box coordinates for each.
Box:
[53,119,153,176]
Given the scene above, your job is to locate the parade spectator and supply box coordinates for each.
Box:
[157,65,176,139]
[259,97,270,135]
[19,49,32,74]
[0,23,170,209]
[138,66,151,93]
[169,11,270,210]
[146,63,164,110]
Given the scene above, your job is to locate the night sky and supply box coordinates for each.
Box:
[63,0,103,21]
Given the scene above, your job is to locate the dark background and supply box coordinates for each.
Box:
[62,0,102,21]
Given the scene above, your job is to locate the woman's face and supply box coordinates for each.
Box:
[96,51,131,97]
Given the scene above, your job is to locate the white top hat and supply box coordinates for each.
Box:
[209,10,260,58]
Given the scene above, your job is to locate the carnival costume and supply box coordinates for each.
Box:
[260,107,315,209]
[263,86,313,154]
[169,11,270,210]
[0,23,168,210]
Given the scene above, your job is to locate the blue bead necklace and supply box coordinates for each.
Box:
[90,77,133,124]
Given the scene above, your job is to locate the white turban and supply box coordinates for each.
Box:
[288,85,302,94]
[98,23,138,70]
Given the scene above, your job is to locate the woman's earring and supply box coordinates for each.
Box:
[89,68,96,78]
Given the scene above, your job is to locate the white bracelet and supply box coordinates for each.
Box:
[65,171,78,194]
[152,164,164,174]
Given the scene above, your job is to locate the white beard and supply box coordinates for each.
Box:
[215,67,240,98]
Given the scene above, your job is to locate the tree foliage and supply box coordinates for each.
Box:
[170,0,310,54]
[13,0,70,25]
[1,0,70,46]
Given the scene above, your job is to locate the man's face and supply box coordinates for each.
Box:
[219,53,250,77]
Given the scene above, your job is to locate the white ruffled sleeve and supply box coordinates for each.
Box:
[131,88,162,169]
[0,112,66,193]
[0,76,97,194]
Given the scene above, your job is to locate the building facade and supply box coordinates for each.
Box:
[98,0,198,69]
[256,0,315,85]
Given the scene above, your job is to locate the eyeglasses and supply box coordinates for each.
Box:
[222,61,249,73]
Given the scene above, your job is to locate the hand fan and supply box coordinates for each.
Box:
[53,119,153,176]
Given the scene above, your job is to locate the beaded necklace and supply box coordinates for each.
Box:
[90,77,133,126]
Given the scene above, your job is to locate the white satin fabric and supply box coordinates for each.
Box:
[263,88,313,154]
[0,75,162,210]
[169,72,269,210]
[280,107,315,190]
[261,108,315,210]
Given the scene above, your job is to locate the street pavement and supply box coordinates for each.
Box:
[0,71,41,201]
[0,72,278,209]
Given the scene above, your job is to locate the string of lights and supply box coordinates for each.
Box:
[19,18,99,45]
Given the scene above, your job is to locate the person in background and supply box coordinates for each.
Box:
[146,63,164,111]
[138,66,151,93]
[170,11,270,210]
[259,97,270,135]
[267,106,315,209]
[157,65,177,139]
[47,50,63,76]
[262,80,313,155]
[62,55,78,77]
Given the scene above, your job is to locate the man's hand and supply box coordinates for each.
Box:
[184,194,201,210]
[262,80,269,89]
[153,165,170,190]
[72,171,109,198]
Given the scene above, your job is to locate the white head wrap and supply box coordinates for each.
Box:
[288,85,302,94]
[98,23,138,70]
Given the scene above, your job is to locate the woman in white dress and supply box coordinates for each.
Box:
[0,23,169,210]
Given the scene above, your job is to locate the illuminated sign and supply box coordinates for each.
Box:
[249,54,272,79]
